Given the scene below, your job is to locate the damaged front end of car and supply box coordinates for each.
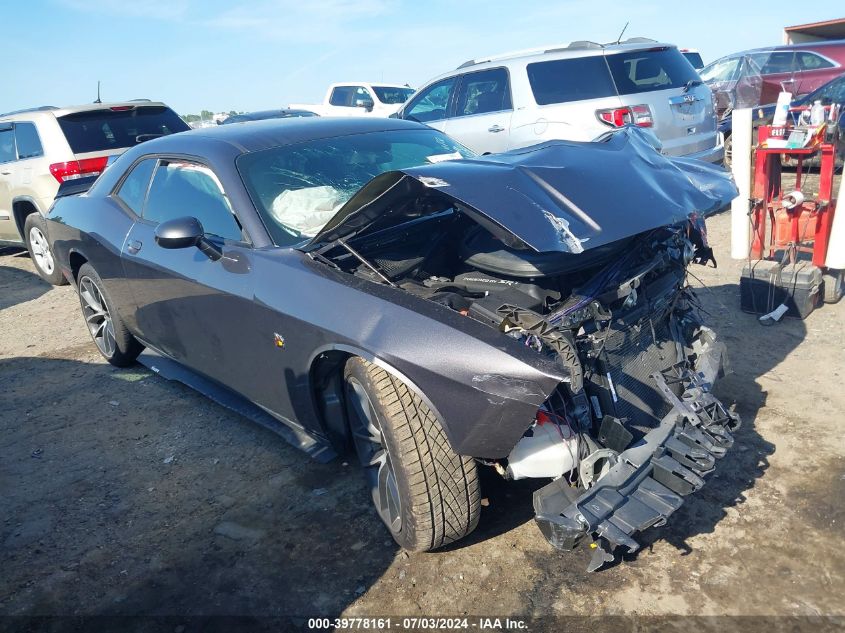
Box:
[304,127,740,570]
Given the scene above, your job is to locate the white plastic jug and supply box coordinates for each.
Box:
[810,100,825,125]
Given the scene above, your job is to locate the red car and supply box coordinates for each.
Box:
[700,40,845,115]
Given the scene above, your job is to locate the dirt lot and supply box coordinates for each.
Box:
[1,205,844,626]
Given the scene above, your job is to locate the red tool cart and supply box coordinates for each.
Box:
[740,123,843,319]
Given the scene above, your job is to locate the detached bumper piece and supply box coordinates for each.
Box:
[533,363,740,571]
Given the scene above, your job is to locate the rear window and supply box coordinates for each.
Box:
[527,56,617,105]
[57,106,189,154]
[605,47,700,95]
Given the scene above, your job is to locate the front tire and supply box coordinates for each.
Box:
[723,133,733,169]
[77,263,143,366]
[344,357,480,551]
[24,213,66,285]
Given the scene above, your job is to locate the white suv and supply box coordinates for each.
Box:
[0,101,189,283]
[395,39,723,163]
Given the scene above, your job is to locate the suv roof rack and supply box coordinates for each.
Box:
[455,37,666,70]
[456,41,605,69]
[0,105,59,118]
[618,37,659,44]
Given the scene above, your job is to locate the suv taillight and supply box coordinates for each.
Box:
[49,157,109,183]
[596,104,653,128]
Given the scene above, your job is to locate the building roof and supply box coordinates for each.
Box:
[785,18,845,40]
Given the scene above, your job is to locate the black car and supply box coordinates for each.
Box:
[221,109,318,124]
[44,118,740,570]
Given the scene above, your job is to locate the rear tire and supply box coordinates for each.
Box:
[344,357,480,551]
[24,213,66,286]
[77,263,143,366]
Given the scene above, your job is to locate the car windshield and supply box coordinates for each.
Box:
[700,57,741,83]
[371,86,415,104]
[237,128,473,246]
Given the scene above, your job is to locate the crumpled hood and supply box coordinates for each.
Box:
[306,127,738,253]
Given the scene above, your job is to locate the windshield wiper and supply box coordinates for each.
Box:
[683,79,703,93]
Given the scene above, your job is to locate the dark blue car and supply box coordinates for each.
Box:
[720,73,845,166]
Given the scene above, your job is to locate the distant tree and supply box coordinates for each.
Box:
[229,110,237,116]
[181,114,201,123]
[201,109,214,120]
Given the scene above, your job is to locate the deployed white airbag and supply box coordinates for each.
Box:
[270,186,346,237]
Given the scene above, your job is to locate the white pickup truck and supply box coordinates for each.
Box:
[290,82,414,117]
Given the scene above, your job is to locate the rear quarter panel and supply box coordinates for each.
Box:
[46,193,135,312]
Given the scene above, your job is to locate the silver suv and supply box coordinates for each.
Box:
[0,101,189,283]
[395,39,723,163]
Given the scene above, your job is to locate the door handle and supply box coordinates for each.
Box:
[126,239,142,254]
[488,125,505,133]
[0,170,11,175]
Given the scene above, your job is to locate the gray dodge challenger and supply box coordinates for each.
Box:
[44,117,740,570]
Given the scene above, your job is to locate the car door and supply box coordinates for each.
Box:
[0,124,17,241]
[752,51,801,102]
[795,51,841,95]
[398,76,458,134]
[443,67,513,154]
[119,157,259,394]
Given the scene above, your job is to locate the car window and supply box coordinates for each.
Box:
[404,77,456,122]
[797,52,834,70]
[143,160,243,241]
[700,56,741,83]
[682,52,704,69]
[605,47,700,94]
[57,106,189,154]
[0,128,17,163]
[371,86,415,104]
[352,87,372,107]
[749,51,797,74]
[14,123,43,160]
[329,86,360,107]
[527,56,617,105]
[237,128,473,246]
[455,68,512,117]
[115,158,156,215]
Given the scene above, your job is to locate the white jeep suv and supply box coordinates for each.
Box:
[395,39,723,163]
[0,101,189,283]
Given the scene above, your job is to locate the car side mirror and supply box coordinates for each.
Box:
[355,98,375,112]
[154,216,222,260]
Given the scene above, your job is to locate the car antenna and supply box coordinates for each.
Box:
[614,22,629,44]
[94,81,102,104]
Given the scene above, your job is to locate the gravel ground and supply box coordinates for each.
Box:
[1,204,843,626]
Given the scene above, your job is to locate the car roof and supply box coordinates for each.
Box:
[729,39,845,57]
[0,101,170,121]
[138,116,428,155]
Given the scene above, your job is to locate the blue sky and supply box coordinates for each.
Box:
[3,1,842,115]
